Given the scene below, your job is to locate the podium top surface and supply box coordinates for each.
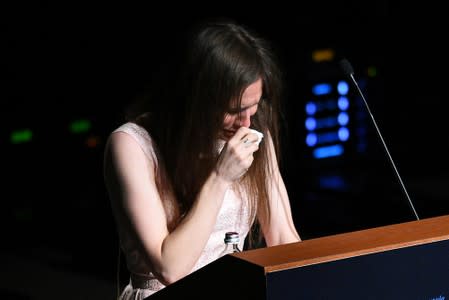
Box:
[233,214,449,273]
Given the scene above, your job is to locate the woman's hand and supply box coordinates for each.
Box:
[215,127,262,183]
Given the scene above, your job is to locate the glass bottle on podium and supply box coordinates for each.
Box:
[223,231,241,253]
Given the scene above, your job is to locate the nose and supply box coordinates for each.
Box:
[238,110,251,128]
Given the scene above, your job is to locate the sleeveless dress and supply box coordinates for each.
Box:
[109,122,251,299]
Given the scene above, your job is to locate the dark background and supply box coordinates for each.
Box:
[2,2,449,299]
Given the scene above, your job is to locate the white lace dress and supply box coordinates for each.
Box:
[108,122,251,299]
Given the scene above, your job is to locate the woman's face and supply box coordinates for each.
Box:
[221,78,263,141]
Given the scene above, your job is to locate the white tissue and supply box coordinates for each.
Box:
[249,129,264,145]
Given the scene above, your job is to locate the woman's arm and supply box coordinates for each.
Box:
[259,133,301,246]
[104,127,259,285]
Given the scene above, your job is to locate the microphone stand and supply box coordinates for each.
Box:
[340,58,420,221]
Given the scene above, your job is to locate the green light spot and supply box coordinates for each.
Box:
[367,66,377,77]
[70,119,91,134]
[14,207,32,222]
[11,129,33,144]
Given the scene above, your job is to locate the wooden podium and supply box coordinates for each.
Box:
[146,215,449,299]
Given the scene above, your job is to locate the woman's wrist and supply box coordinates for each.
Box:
[210,168,233,190]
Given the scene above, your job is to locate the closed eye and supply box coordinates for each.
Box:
[227,100,261,115]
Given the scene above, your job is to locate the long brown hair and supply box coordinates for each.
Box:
[128,18,284,247]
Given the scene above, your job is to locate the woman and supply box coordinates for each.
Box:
[103,18,301,299]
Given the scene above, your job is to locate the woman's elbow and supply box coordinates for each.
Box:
[153,267,189,286]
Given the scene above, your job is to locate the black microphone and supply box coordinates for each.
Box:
[339,58,420,221]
